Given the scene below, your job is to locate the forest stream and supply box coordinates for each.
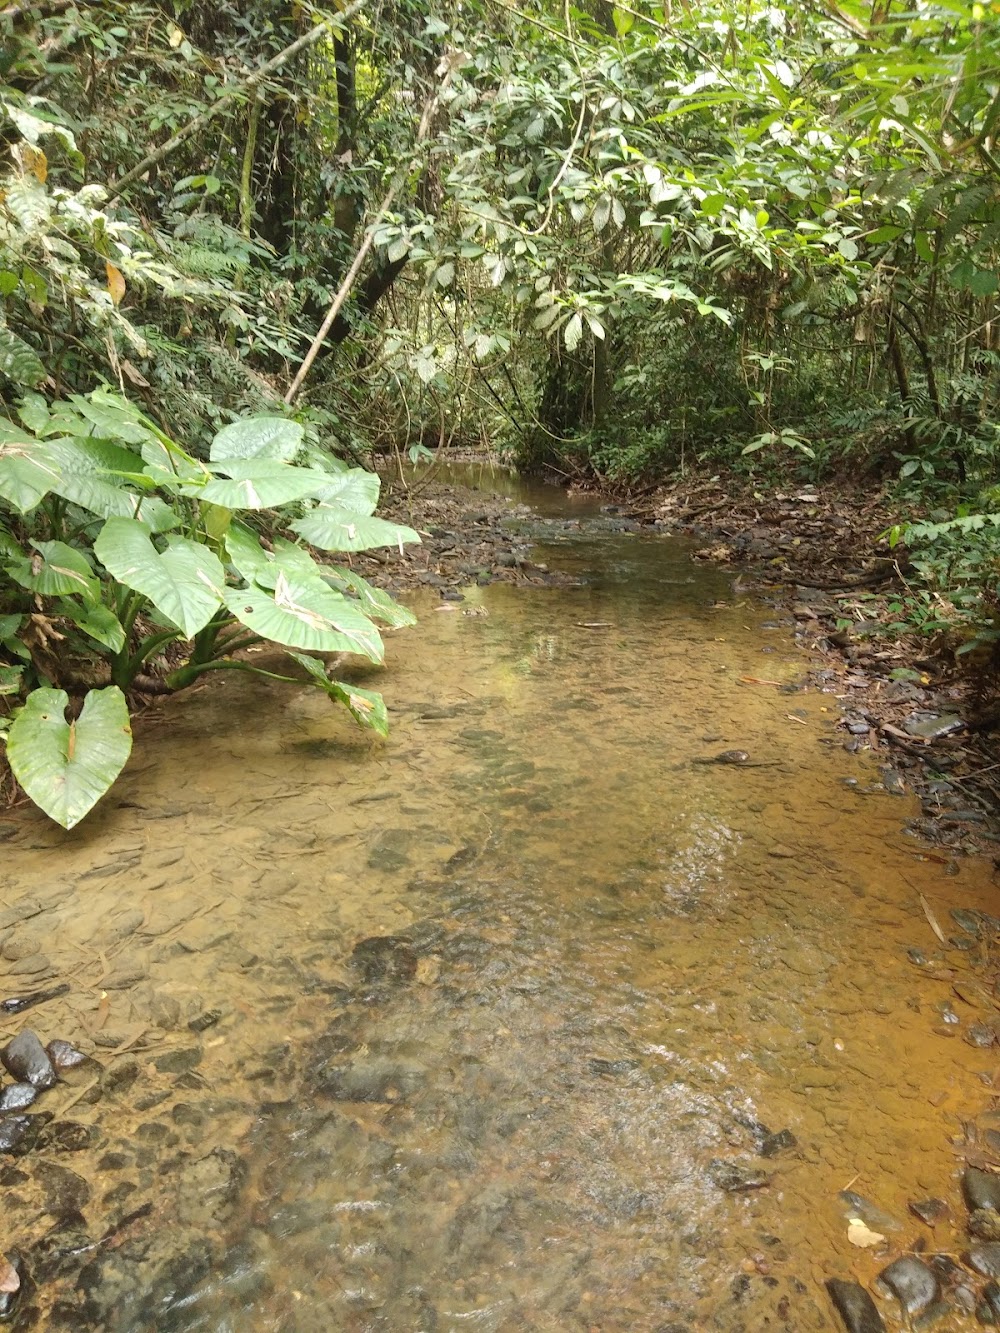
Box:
[4,469,1000,1331]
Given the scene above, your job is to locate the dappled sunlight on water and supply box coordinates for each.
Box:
[2,479,999,1329]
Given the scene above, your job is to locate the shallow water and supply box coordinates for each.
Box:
[2,472,1000,1330]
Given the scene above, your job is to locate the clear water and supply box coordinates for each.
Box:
[1,471,996,1330]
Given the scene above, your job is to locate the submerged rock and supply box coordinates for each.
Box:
[951,908,983,937]
[825,1278,886,1333]
[971,1210,1000,1241]
[351,936,418,987]
[707,1159,770,1192]
[0,1084,36,1114]
[909,1197,949,1228]
[314,1057,426,1103]
[0,1114,44,1155]
[838,1190,903,1232]
[969,1243,1000,1278]
[1,1030,56,1089]
[46,1040,87,1071]
[693,750,751,765]
[982,1281,1000,1323]
[759,1128,797,1158]
[964,1167,1000,1214]
[876,1255,938,1316]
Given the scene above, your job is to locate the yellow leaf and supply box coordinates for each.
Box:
[847,1218,885,1249]
[105,261,126,307]
[168,22,184,47]
[23,145,46,184]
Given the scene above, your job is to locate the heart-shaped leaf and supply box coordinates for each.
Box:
[94,517,225,637]
[223,571,383,660]
[188,458,330,510]
[210,416,304,463]
[291,504,420,553]
[6,686,132,829]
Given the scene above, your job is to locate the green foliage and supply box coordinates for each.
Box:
[6,687,132,831]
[0,392,419,827]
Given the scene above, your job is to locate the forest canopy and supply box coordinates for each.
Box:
[1,0,1000,823]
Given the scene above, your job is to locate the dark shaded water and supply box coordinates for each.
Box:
[1,468,998,1329]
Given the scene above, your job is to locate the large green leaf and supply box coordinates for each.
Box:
[291,504,421,553]
[327,566,417,628]
[225,527,326,591]
[61,391,157,446]
[5,686,132,829]
[6,540,99,602]
[94,517,226,637]
[190,459,330,510]
[0,440,57,512]
[222,572,384,660]
[41,436,178,531]
[224,521,277,586]
[210,416,304,463]
[312,468,381,515]
[59,601,127,653]
[0,664,24,697]
[288,652,390,737]
[0,326,45,388]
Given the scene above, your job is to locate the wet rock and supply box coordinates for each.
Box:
[825,1278,886,1333]
[876,1255,938,1316]
[0,1114,44,1155]
[0,1250,24,1322]
[902,713,963,740]
[153,1047,202,1075]
[1,983,70,1015]
[314,1057,426,1103]
[968,1243,1000,1277]
[839,1191,903,1232]
[966,1024,996,1048]
[37,1121,98,1153]
[759,1128,797,1158]
[707,1159,770,1192]
[951,908,983,937]
[964,1167,1000,1213]
[0,1084,36,1113]
[46,1040,87,1071]
[909,1198,949,1228]
[351,936,418,987]
[33,1160,90,1214]
[1,1030,56,1089]
[970,1209,1000,1241]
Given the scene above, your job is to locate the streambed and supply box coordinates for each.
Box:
[1,473,1000,1329]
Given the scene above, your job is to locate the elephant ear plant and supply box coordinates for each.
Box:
[0,389,419,828]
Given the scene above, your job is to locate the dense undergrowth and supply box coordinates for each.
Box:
[3,0,1000,823]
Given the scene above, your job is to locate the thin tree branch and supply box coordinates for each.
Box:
[284,59,457,405]
[105,4,367,203]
